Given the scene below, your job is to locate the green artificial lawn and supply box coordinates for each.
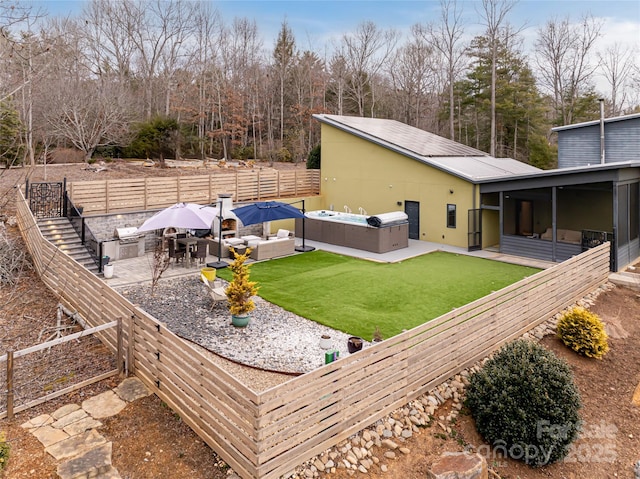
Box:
[218,250,540,341]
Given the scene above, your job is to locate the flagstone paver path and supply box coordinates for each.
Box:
[20,377,151,479]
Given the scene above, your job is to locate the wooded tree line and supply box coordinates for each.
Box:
[0,0,638,169]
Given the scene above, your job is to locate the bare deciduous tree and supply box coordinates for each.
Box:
[388,25,438,129]
[45,78,133,161]
[597,43,635,116]
[340,21,399,117]
[535,14,602,124]
[420,0,467,140]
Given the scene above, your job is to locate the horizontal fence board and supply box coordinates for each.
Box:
[156,330,260,421]
[132,367,257,479]
[153,353,259,458]
[68,171,320,214]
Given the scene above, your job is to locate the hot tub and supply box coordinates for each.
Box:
[296,210,409,253]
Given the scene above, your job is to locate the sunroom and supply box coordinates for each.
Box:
[479,163,640,271]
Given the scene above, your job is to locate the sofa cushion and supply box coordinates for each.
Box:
[560,229,582,244]
[226,237,244,246]
[277,229,290,238]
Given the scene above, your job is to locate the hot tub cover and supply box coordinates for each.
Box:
[366,211,409,227]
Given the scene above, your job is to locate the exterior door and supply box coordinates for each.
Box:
[404,201,420,240]
[516,200,533,236]
[468,209,481,251]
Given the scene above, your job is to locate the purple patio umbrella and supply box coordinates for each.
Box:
[137,202,218,232]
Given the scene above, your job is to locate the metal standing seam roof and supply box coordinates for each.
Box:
[314,114,541,182]
[551,112,640,132]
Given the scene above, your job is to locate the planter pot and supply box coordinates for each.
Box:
[231,314,250,327]
[103,263,114,279]
[319,336,332,350]
[347,336,363,353]
[201,267,217,281]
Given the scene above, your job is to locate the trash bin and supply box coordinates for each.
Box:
[103,263,114,279]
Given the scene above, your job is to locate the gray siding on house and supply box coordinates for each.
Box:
[555,241,583,261]
[558,117,640,169]
[501,235,582,262]
[501,235,553,261]
[617,237,639,270]
[607,120,640,163]
[558,125,601,168]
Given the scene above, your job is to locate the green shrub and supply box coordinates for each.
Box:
[233,145,254,160]
[465,340,581,467]
[0,431,9,470]
[557,306,609,359]
[307,144,320,169]
[277,147,292,163]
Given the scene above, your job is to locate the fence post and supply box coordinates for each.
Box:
[127,315,135,375]
[6,350,14,420]
[117,317,124,377]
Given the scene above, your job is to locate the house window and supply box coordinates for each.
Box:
[447,204,456,228]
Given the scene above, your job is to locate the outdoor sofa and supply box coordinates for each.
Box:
[540,227,582,244]
[208,229,296,260]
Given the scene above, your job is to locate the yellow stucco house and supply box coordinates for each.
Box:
[313,114,540,250]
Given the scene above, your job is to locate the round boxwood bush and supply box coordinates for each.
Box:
[557,306,609,359]
[465,340,582,467]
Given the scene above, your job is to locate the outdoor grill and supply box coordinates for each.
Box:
[103,227,146,261]
[114,227,143,244]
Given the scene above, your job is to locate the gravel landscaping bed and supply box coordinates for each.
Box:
[117,276,362,374]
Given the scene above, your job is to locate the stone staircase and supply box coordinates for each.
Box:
[38,217,100,274]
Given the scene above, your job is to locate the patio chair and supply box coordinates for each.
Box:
[201,274,227,306]
[191,239,208,265]
[168,239,185,264]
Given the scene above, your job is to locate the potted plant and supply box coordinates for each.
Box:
[372,326,383,343]
[319,334,332,350]
[347,336,363,353]
[225,248,258,327]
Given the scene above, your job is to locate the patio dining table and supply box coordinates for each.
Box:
[177,237,199,266]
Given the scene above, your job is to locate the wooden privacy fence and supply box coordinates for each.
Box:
[67,169,320,214]
[0,320,121,420]
[16,188,611,478]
